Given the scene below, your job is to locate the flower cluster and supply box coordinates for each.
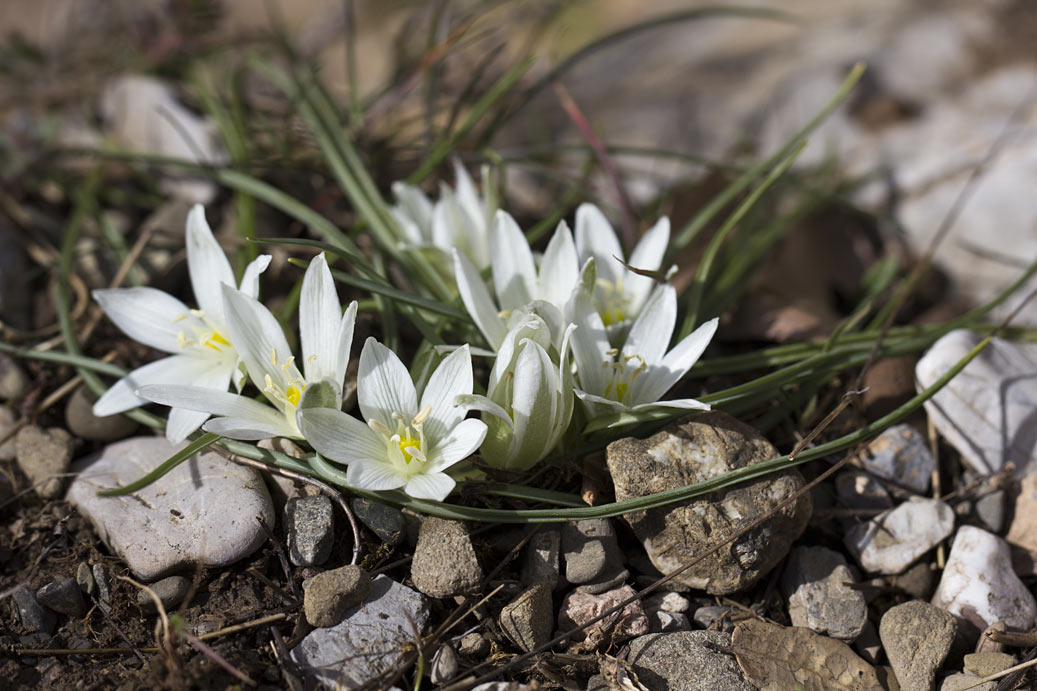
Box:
[95,170,717,502]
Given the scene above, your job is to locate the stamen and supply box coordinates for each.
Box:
[269,347,278,366]
[369,419,392,436]
[413,406,432,426]
[172,313,189,323]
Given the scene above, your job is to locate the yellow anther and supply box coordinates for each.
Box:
[286,385,304,407]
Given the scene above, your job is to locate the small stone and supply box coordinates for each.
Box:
[136,575,191,612]
[12,585,55,633]
[499,583,553,653]
[76,563,95,596]
[457,632,490,657]
[576,569,630,595]
[92,564,111,603]
[693,605,733,631]
[650,610,691,632]
[36,578,88,617]
[0,352,28,401]
[411,517,483,598]
[607,412,811,595]
[430,643,459,685]
[64,386,137,441]
[15,425,73,498]
[835,471,893,513]
[845,497,954,574]
[932,525,1037,634]
[940,673,995,691]
[558,585,648,647]
[351,497,406,546]
[625,631,753,691]
[561,519,624,586]
[781,546,867,641]
[855,424,935,493]
[962,652,1017,677]
[303,565,372,628]
[520,525,561,589]
[880,600,958,691]
[0,405,17,460]
[974,489,1005,533]
[285,495,334,567]
[889,562,935,600]
[645,591,690,614]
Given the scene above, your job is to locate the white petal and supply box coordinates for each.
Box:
[623,284,676,366]
[298,407,386,465]
[300,254,344,384]
[93,353,230,416]
[625,216,670,315]
[631,398,711,412]
[574,203,624,286]
[335,301,358,387]
[574,388,629,419]
[392,182,434,240]
[453,249,507,350]
[203,417,295,440]
[419,344,474,445]
[238,254,273,299]
[346,460,406,492]
[506,342,561,470]
[455,394,514,431]
[567,288,610,397]
[429,418,487,471]
[537,221,579,308]
[404,472,456,501]
[93,287,195,353]
[491,211,537,311]
[221,284,295,391]
[185,204,235,323]
[453,159,483,229]
[632,317,718,405]
[357,337,418,430]
[137,384,286,425]
[166,407,212,443]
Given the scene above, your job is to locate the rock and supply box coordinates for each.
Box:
[410,517,482,598]
[624,631,754,691]
[520,525,561,589]
[291,575,429,689]
[835,470,893,512]
[499,583,553,653]
[351,497,406,546]
[880,600,958,691]
[558,585,648,647]
[963,652,1016,677]
[304,565,372,628]
[931,526,1037,634]
[457,632,490,657]
[889,562,935,601]
[974,489,1005,534]
[11,585,55,634]
[916,330,1037,476]
[66,436,275,580]
[855,424,935,493]
[1006,471,1037,570]
[430,643,459,685]
[693,605,733,631]
[940,673,995,691]
[64,386,137,441]
[844,497,954,574]
[285,495,334,567]
[650,610,691,632]
[92,564,111,604]
[471,684,533,691]
[781,546,867,641]
[36,578,88,617]
[0,405,17,460]
[975,622,1008,654]
[645,591,690,614]
[606,412,811,595]
[0,352,28,402]
[75,562,95,596]
[136,575,191,612]
[15,425,73,498]
[561,519,624,586]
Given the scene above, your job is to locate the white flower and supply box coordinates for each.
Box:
[92,204,271,443]
[392,160,495,271]
[297,338,487,501]
[574,203,671,340]
[458,315,575,471]
[138,254,358,440]
[454,210,579,350]
[569,272,718,421]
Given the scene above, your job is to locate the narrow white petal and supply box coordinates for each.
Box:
[137,384,286,425]
[455,394,514,430]
[625,216,670,315]
[623,284,676,366]
[491,211,537,311]
[238,254,273,299]
[568,289,610,397]
[221,285,295,391]
[202,416,295,440]
[346,460,406,492]
[404,472,456,501]
[185,204,235,322]
[631,398,711,412]
[335,301,359,387]
[429,418,487,471]
[93,354,229,416]
[432,190,461,254]
[537,221,579,308]
[93,287,194,353]
[419,344,474,445]
[300,254,342,384]
[453,249,507,350]
[298,407,386,465]
[574,203,624,286]
[574,388,630,420]
[166,407,212,443]
[453,159,483,229]
[392,182,434,240]
[357,338,418,430]
[632,317,718,405]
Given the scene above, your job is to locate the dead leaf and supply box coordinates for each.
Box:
[732,619,884,691]
[598,653,650,691]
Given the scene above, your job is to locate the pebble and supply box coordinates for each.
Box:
[932,525,1037,633]
[12,585,55,634]
[0,352,28,401]
[457,632,490,657]
[624,631,753,691]
[561,519,624,586]
[15,425,73,498]
[430,643,459,685]
[92,564,111,604]
[351,497,406,546]
[1005,471,1037,570]
[974,488,1005,534]
[557,585,648,647]
[285,495,334,567]
[645,591,690,614]
[410,517,483,598]
[303,565,372,628]
[606,412,811,595]
[916,330,1037,476]
[66,437,275,580]
[940,673,995,691]
[499,583,553,653]
[693,605,733,631]
[64,386,137,441]
[781,546,867,641]
[844,497,954,574]
[880,600,958,691]
[889,562,935,600]
[0,405,17,460]
[36,578,88,617]
[855,424,935,493]
[75,562,95,596]
[963,652,1017,677]
[136,575,191,612]
[650,610,691,632]
[291,575,429,690]
[520,525,561,589]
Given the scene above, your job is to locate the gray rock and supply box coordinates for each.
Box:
[0,405,18,460]
[520,525,561,589]
[64,386,137,441]
[606,412,811,595]
[291,575,429,690]
[890,562,935,600]
[66,436,275,580]
[75,562,95,596]
[916,330,1037,476]
[650,610,691,632]
[880,600,957,691]
[136,575,191,612]
[36,578,88,617]
[561,519,624,586]
[940,673,995,691]
[0,352,28,402]
[624,631,754,691]
[351,497,406,546]
[285,495,334,567]
[974,489,1005,533]
[430,643,459,685]
[15,425,73,498]
[856,423,935,493]
[558,585,648,647]
[499,583,553,653]
[693,605,733,631]
[410,517,482,598]
[303,565,372,628]
[12,585,55,633]
[457,632,490,657]
[781,546,867,641]
[845,497,954,574]
[645,591,690,614]
[963,652,1016,677]
[576,569,630,595]
[92,564,111,604]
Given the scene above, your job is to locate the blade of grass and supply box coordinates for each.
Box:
[97,433,222,497]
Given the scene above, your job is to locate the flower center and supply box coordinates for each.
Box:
[601,349,648,404]
[263,348,307,418]
[173,310,234,357]
[369,406,432,471]
[595,277,630,327]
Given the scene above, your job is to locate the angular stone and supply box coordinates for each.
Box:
[520,525,561,589]
[410,517,482,598]
[12,585,55,633]
[65,386,137,441]
[962,652,1016,677]
[304,565,372,628]
[941,673,995,691]
[624,631,753,691]
[15,425,73,498]
[75,562,95,596]
[561,519,623,586]
[781,546,867,641]
[916,330,1037,476]
[606,412,811,595]
[845,497,954,574]
[649,610,691,632]
[855,424,935,493]
[430,643,459,685]
[499,583,553,653]
[66,437,275,580]
[285,495,334,567]
[136,575,191,612]
[457,632,490,657]
[880,600,957,691]
[351,497,406,546]
[558,585,648,648]
[36,578,88,617]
